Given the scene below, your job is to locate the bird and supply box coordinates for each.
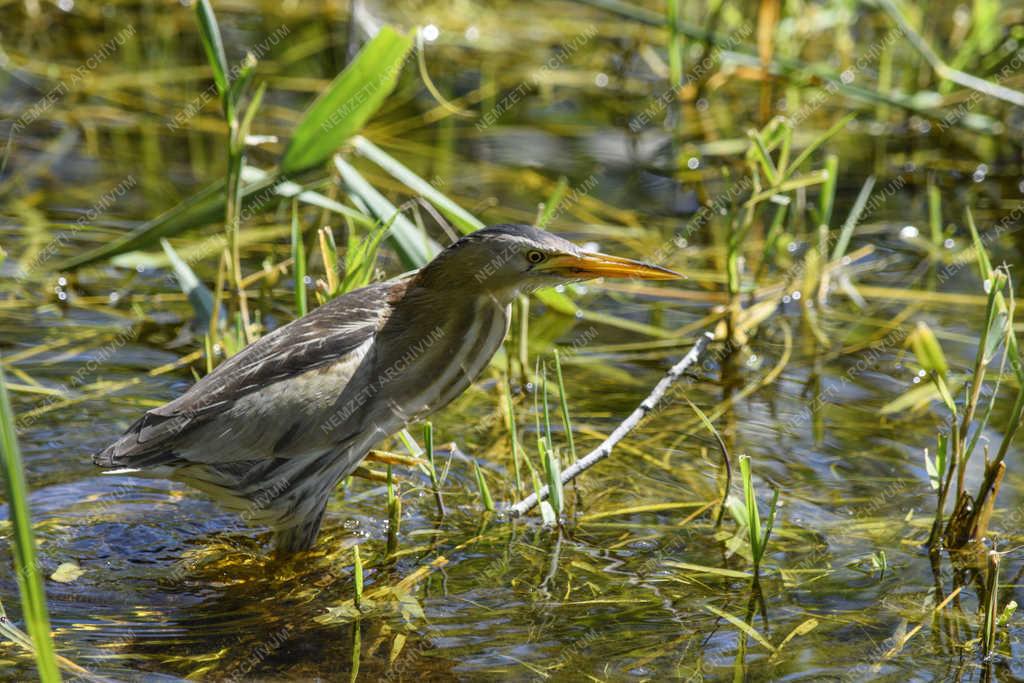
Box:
[93,224,681,552]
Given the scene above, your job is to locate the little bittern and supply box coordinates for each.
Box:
[94,224,680,552]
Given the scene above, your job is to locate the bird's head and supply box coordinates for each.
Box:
[420,224,681,302]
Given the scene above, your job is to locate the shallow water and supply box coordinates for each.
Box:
[1,0,1023,680]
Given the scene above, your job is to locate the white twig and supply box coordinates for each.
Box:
[507,331,714,518]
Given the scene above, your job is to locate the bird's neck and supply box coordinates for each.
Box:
[373,281,512,421]
[396,279,509,334]
[414,257,522,306]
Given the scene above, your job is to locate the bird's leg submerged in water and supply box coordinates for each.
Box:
[92,224,682,553]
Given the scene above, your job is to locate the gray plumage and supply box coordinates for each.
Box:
[94,225,592,551]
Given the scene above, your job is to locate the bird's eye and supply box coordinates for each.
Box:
[527,250,546,264]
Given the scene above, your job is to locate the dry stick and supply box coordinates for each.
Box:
[508,331,714,518]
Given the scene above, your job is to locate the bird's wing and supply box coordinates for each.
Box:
[94,276,413,468]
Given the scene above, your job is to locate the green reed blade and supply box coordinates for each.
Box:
[927,179,943,246]
[422,422,445,516]
[683,397,731,526]
[194,0,229,98]
[0,363,60,682]
[818,154,838,229]
[386,465,400,556]
[552,350,576,463]
[238,80,267,144]
[982,550,1000,655]
[160,238,218,332]
[318,226,339,296]
[747,129,779,187]
[543,442,563,518]
[739,455,761,562]
[784,113,856,180]
[334,156,439,269]
[965,207,993,280]
[241,166,375,226]
[352,544,364,608]
[505,380,523,496]
[340,216,393,295]
[281,27,414,174]
[473,459,495,512]
[290,199,307,316]
[831,175,875,262]
[352,136,484,234]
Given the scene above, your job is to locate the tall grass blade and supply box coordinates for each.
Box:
[927,179,943,246]
[965,207,993,280]
[747,129,779,187]
[353,545,364,609]
[831,175,875,261]
[160,238,218,332]
[473,459,495,512]
[682,397,732,525]
[982,550,999,655]
[194,0,229,98]
[386,465,400,556]
[539,368,563,516]
[238,80,266,143]
[552,350,576,463]
[241,166,375,226]
[784,113,856,180]
[318,226,340,297]
[340,217,393,295]
[281,27,414,174]
[542,441,563,518]
[290,200,307,316]
[334,156,439,268]
[352,136,484,233]
[422,422,445,516]
[739,455,762,564]
[57,174,273,271]
[505,380,523,496]
[0,363,61,682]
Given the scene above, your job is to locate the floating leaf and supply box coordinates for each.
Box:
[49,562,84,584]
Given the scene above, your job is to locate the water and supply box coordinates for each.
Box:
[1,0,1023,680]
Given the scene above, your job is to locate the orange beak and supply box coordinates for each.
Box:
[541,251,681,281]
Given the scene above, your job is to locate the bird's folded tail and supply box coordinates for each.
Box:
[92,411,186,470]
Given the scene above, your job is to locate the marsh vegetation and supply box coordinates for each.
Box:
[1,0,1024,680]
